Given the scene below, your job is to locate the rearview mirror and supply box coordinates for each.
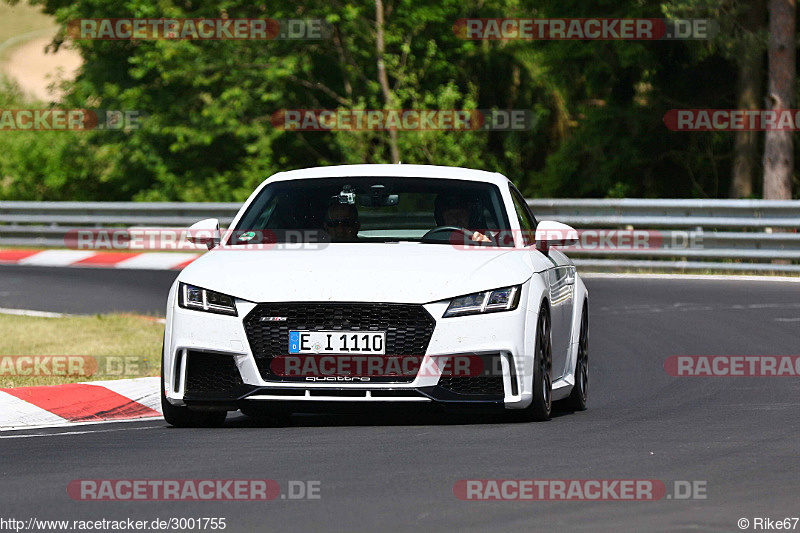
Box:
[358,194,399,207]
[187,218,221,250]
[535,221,578,254]
[358,184,399,207]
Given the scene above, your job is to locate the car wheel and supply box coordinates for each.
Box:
[161,344,227,428]
[562,302,588,411]
[518,304,552,422]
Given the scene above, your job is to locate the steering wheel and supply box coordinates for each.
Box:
[421,226,496,245]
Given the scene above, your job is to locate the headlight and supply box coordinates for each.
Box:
[444,285,520,317]
[178,283,238,316]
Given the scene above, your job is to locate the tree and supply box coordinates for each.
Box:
[15,0,539,200]
[2,0,785,201]
[730,0,766,198]
[374,0,399,163]
[662,0,770,198]
[762,0,795,199]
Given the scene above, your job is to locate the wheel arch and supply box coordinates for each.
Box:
[564,274,589,391]
[519,276,550,403]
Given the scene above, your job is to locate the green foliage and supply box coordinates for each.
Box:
[0,0,781,199]
[0,77,115,200]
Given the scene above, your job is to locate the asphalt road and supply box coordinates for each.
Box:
[1,266,799,532]
[0,265,177,315]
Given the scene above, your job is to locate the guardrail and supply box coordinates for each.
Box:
[1,199,798,273]
[527,199,800,272]
[0,202,239,247]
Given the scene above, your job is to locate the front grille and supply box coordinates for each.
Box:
[437,376,505,397]
[184,351,244,394]
[243,303,435,383]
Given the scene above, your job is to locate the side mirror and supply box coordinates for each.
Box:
[535,221,578,254]
[187,218,221,250]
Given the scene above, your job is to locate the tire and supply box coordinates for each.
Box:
[518,304,552,422]
[161,344,227,428]
[562,302,588,412]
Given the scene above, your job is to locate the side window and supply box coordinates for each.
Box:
[510,187,536,246]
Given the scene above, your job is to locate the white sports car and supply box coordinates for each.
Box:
[161,164,588,426]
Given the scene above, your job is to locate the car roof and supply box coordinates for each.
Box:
[265,164,510,186]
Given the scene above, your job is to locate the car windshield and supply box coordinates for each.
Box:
[229,176,512,245]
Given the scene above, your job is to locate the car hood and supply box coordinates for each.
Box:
[178,243,552,304]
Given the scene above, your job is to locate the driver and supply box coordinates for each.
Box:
[434,193,491,242]
[324,202,361,242]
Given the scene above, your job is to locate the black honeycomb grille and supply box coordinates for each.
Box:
[244,302,435,383]
[437,376,505,396]
[184,351,243,394]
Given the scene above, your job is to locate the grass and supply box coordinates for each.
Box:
[0,3,59,70]
[0,3,55,45]
[0,313,164,388]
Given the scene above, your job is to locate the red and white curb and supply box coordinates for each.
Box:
[0,250,199,270]
[0,377,162,430]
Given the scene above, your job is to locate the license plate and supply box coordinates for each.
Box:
[289,331,386,354]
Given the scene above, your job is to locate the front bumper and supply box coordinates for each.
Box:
[163,285,539,410]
